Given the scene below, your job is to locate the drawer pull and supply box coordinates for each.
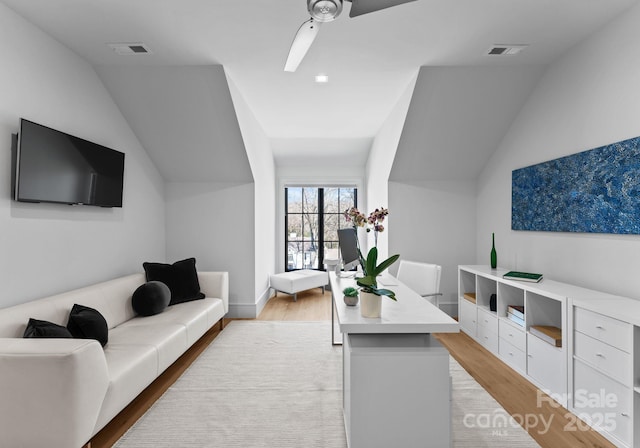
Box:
[621,412,630,418]
[596,353,605,358]
[509,333,513,337]
[527,354,532,358]
[509,352,514,356]
[595,325,604,329]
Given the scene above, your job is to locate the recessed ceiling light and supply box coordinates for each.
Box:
[107,43,153,55]
[487,44,528,56]
[315,74,329,83]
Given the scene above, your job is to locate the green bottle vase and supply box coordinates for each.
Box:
[490,233,497,269]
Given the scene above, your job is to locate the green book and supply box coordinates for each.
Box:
[503,271,543,283]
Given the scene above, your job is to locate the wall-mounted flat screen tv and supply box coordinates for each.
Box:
[14,119,125,207]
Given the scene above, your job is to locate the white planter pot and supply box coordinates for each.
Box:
[360,291,382,318]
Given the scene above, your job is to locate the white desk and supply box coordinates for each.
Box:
[330,272,459,448]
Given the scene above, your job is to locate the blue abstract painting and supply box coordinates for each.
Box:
[512,136,640,234]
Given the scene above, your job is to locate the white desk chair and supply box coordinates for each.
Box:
[396,260,443,308]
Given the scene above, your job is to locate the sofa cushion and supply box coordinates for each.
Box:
[132,281,171,316]
[67,304,109,347]
[109,322,188,373]
[143,258,205,305]
[23,318,73,338]
[124,298,220,346]
[94,342,158,433]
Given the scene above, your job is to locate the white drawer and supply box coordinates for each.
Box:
[574,331,631,385]
[477,308,498,334]
[527,333,565,397]
[499,338,526,374]
[573,358,631,447]
[459,298,477,338]
[574,307,631,353]
[477,324,498,353]
[499,318,526,351]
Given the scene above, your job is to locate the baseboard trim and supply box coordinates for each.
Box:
[227,289,273,318]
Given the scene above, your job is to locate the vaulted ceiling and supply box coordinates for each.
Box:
[2,0,637,181]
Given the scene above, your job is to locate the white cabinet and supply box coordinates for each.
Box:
[574,307,632,353]
[344,333,451,448]
[499,336,526,373]
[458,266,569,407]
[527,332,564,397]
[574,331,631,385]
[477,308,498,352]
[573,358,632,447]
[460,265,640,447]
[459,296,477,337]
[570,303,637,448]
[499,318,526,349]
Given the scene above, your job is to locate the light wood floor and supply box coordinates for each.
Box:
[89,288,614,448]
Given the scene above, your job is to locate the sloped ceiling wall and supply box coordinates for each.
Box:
[97,65,253,183]
[390,65,546,183]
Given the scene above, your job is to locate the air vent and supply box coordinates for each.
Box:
[487,44,528,56]
[107,43,153,55]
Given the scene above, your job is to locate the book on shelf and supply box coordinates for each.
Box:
[507,305,524,320]
[463,292,476,304]
[503,271,543,283]
[507,311,525,327]
[530,325,562,347]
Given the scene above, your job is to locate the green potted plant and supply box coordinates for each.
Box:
[344,207,400,317]
[342,286,359,306]
[356,247,399,299]
[356,247,399,317]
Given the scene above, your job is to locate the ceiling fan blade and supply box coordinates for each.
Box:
[348,0,417,18]
[284,19,321,72]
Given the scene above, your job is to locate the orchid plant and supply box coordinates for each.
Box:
[344,207,400,300]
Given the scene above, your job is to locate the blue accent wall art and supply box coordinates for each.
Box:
[512,136,640,234]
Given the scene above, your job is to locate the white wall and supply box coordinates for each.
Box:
[379,74,477,315]
[0,4,165,308]
[163,75,271,319]
[389,181,476,311]
[165,182,255,313]
[366,74,418,259]
[227,77,276,317]
[476,3,640,299]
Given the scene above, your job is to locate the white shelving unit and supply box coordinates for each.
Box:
[569,297,640,448]
[458,265,582,408]
[459,265,640,448]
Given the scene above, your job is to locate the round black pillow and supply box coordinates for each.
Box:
[132,281,171,316]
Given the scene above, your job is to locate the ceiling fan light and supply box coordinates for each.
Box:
[308,0,343,22]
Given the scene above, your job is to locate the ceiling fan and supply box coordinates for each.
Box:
[284,0,417,72]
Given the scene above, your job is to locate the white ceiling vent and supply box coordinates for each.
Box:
[107,43,152,55]
[487,44,528,56]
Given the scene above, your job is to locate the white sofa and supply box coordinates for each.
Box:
[0,271,228,448]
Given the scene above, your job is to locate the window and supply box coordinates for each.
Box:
[285,187,357,271]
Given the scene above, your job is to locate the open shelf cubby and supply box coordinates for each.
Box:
[476,275,497,313]
[525,291,562,332]
[497,282,524,320]
[459,269,476,303]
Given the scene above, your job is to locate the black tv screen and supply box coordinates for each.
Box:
[14,119,125,207]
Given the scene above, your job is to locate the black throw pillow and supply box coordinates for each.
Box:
[143,257,205,306]
[132,281,171,316]
[67,304,108,347]
[23,318,73,339]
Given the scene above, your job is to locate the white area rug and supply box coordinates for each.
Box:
[114,321,539,447]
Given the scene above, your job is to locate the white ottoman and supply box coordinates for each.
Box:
[269,270,328,301]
